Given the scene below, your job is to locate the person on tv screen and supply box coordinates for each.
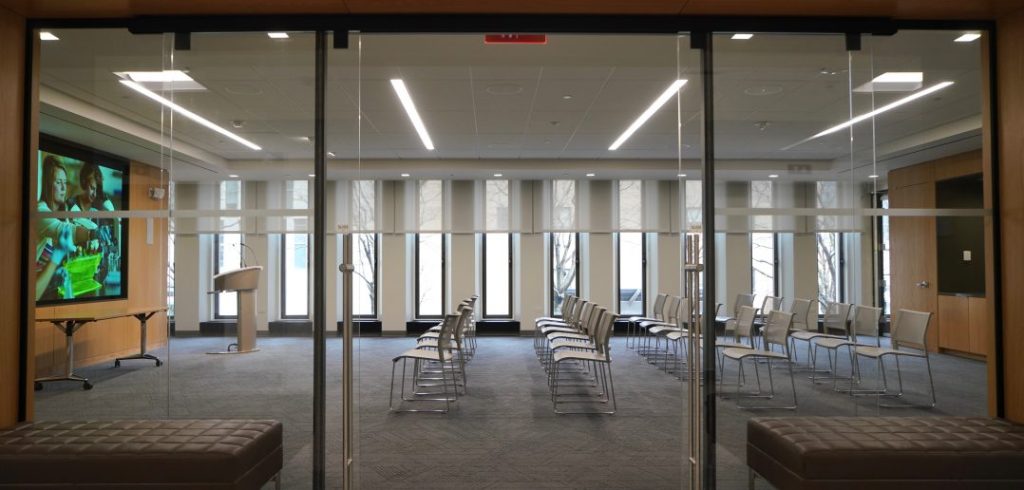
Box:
[38,156,96,251]
[69,162,115,213]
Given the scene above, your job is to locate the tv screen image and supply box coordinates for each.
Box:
[36,136,129,304]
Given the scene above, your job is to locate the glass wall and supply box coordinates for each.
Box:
[712,29,990,488]
[28,22,991,490]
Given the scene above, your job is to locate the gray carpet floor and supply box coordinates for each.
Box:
[33,334,987,489]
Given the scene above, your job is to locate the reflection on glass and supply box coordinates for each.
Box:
[417,233,444,317]
[551,232,577,315]
[618,232,644,315]
[484,233,511,317]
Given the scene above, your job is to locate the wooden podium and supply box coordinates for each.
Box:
[209,266,263,354]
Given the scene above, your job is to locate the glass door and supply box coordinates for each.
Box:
[328,31,701,488]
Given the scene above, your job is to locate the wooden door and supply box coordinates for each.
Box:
[889,178,939,351]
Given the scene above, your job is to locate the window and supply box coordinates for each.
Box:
[214,180,242,319]
[750,181,777,307]
[618,233,645,315]
[483,233,512,318]
[483,180,512,318]
[280,180,310,319]
[416,233,445,318]
[281,233,309,318]
[816,232,844,313]
[550,232,579,316]
[751,233,777,307]
[878,192,891,316]
[815,181,844,313]
[353,233,378,318]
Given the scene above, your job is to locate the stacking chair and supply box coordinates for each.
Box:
[638,295,680,356]
[541,305,604,368]
[536,301,591,355]
[417,305,473,392]
[720,293,756,342]
[648,297,692,371]
[753,295,784,348]
[719,310,797,410]
[549,310,619,414]
[536,295,577,326]
[812,305,882,390]
[389,313,460,413]
[854,309,936,408]
[788,301,848,369]
[626,293,667,349]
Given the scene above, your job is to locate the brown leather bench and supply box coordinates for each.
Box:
[0,419,282,489]
[747,417,1024,489]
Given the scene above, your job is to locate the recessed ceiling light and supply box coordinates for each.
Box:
[390,79,435,150]
[115,70,205,91]
[268,32,290,39]
[677,173,687,178]
[868,174,880,179]
[768,174,779,179]
[327,151,336,158]
[586,173,596,177]
[853,72,923,93]
[808,81,954,139]
[732,33,754,40]
[562,94,573,100]
[955,33,981,42]
[493,173,503,177]
[228,174,239,178]
[609,79,688,151]
[39,32,59,41]
[401,173,410,178]
[119,80,261,150]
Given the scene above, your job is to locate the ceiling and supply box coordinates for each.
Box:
[37,28,985,182]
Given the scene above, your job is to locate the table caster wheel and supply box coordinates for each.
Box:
[34,382,43,391]
[114,360,121,367]
[156,360,163,367]
[83,382,93,390]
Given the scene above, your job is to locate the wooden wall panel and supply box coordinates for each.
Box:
[938,294,970,353]
[0,6,26,429]
[888,181,939,351]
[998,8,1024,423]
[33,162,169,378]
[970,296,989,356]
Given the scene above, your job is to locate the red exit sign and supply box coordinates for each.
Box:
[484,34,548,45]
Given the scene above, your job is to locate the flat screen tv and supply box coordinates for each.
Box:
[36,135,129,305]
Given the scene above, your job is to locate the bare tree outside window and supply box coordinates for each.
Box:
[816,181,841,313]
[750,181,775,306]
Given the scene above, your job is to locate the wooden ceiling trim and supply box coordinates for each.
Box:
[0,0,1021,20]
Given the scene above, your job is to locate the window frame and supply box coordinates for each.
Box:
[616,232,647,317]
[481,232,514,319]
[549,232,581,317]
[816,231,847,312]
[414,232,446,319]
[280,232,310,320]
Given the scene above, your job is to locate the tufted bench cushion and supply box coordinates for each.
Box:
[747,417,1024,490]
[0,419,282,489]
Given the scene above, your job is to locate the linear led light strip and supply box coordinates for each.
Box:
[609,79,687,151]
[812,81,954,138]
[119,80,262,151]
[390,79,435,150]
